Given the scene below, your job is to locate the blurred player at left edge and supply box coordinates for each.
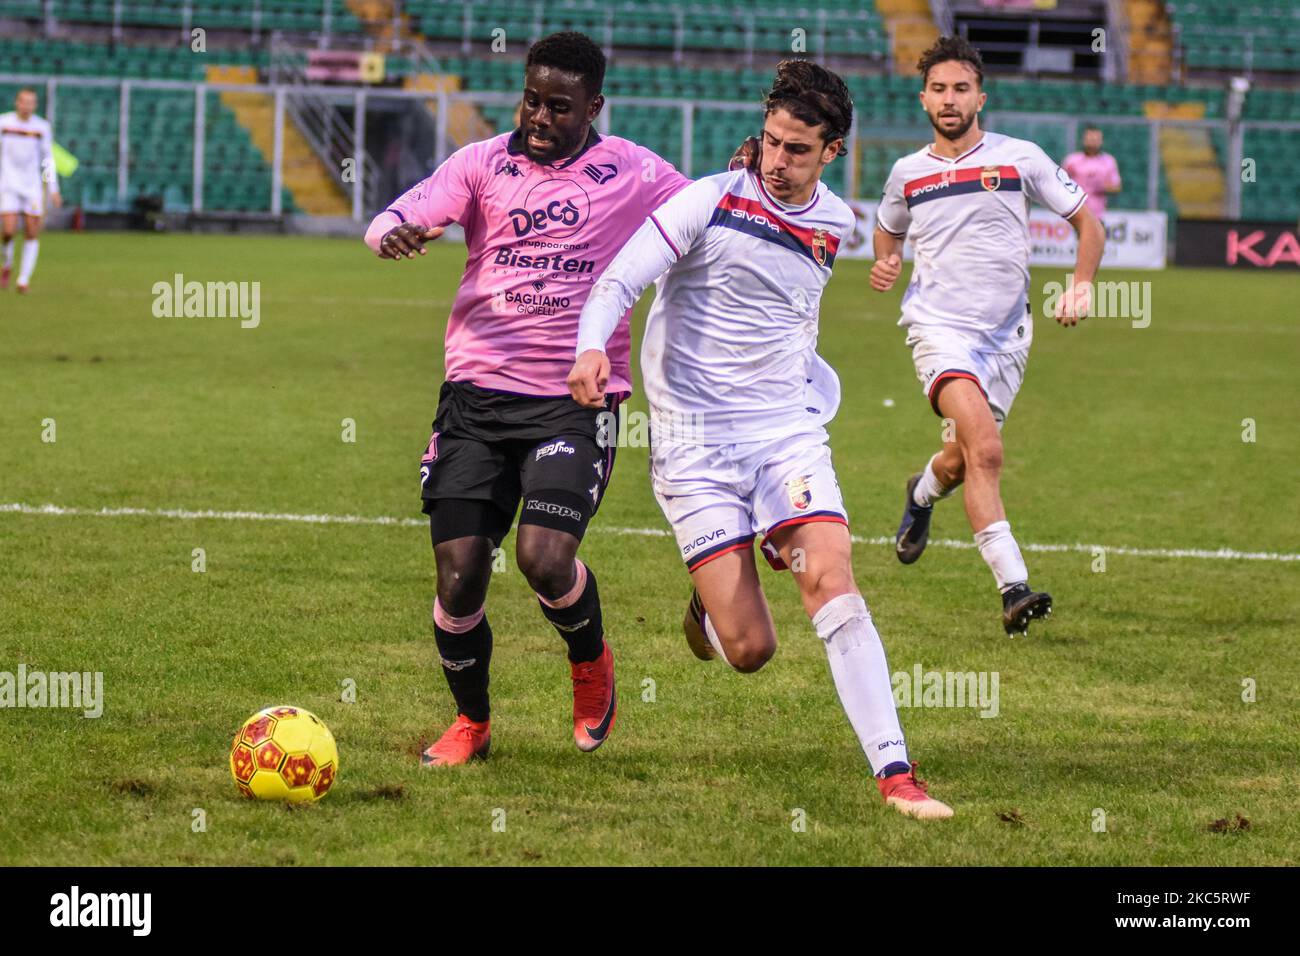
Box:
[1,87,61,294]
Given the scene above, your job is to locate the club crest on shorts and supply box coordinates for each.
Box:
[786,475,813,511]
[980,165,1002,191]
[811,229,828,266]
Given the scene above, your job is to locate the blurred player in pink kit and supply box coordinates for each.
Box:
[364,32,723,768]
[1063,125,1122,220]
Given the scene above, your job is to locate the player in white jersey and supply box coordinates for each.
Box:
[0,88,60,294]
[570,60,952,820]
[871,37,1104,636]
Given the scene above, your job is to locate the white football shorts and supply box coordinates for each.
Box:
[651,427,848,573]
[907,326,1029,427]
[0,184,43,217]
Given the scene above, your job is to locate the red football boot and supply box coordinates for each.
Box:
[420,714,491,767]
[571,641,616,752]
[877,761,954,820]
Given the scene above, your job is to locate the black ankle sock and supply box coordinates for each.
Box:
[433,614,493,723]
[538,564,604,663]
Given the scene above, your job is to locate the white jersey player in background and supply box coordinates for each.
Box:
[872,36,1104,636]
[0,87,60,294]
[570,60,952,820]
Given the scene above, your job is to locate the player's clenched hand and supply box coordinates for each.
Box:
[378,222,444,259]
[870,253,902,292]
[1054,279,1092,326]
[568,349,610,409]
[729,136,760,171]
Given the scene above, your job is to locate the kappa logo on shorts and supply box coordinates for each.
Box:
[534,440,576,461]
[525,499,582,522]
[786,475,814,511]
[440,657,477,671]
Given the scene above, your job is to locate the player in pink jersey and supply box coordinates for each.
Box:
[1063,126,1122,220]
[363,33,704,767]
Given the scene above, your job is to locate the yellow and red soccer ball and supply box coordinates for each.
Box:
[230,706,339,803]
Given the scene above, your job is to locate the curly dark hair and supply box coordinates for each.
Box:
[916,35,985,86]
[525,31,606,97]
[762,59,853,156]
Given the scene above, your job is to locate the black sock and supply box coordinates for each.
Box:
[433,614,493,723]
[538,563,605,664]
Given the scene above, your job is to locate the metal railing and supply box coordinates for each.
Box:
[269,39,382,217]
[6,72,1298,222]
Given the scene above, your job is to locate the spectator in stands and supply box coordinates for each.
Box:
[1063,126,1121,220]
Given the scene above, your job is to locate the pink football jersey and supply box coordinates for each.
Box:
[1062,150,1120,217]
[366,129,689,396]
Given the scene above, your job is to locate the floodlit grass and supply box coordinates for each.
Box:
[1,234,1296,865]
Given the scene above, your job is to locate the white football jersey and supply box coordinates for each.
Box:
[877,131,1086,352]
[577,168,856,444]
[0,111,57,195]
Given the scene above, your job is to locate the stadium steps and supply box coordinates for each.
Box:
[342,0,411,52]
[1149,103,1225,218]
[1122,0,1173,83]
[876,0,939,75]
[404,73,496,150]
[214,79,350,216]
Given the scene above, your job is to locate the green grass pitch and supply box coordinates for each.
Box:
[1,233,1296,865]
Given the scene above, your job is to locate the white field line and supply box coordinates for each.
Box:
[3,502,1297,563]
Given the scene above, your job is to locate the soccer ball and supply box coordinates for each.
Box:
[229,706,339,803]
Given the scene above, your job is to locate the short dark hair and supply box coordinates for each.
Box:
[917,35,985,86]
[763,59,853,156]
[525,31,606,97]
[1083,124,1102,134]
[17,86,37,97]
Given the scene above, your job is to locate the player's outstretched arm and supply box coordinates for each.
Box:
[870,226,905,292]
[570,177,717,407]
[569,215,682,408]
[363,211,444,260]
[568,350,611,408]
[1055,204,1105,326]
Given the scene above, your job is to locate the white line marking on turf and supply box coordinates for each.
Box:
[3,502,1297,563]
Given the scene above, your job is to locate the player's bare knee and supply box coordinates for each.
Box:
[514,546,574,600]
[965,436,1003,475]
[797,566,857,615]
[728,633,776,673]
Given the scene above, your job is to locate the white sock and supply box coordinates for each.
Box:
[812,593,908,776]
[974,519,1028,591]
[913,453,957,507]
[17,238,38,285]
[703,613,732,666]
[2,239,13,269]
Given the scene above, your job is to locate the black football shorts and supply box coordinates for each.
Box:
[419,381,621,546]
